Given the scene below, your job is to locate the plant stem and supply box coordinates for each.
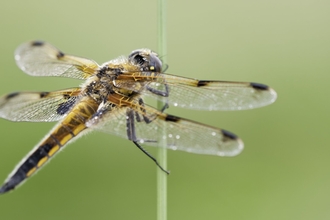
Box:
[157,0,167,220]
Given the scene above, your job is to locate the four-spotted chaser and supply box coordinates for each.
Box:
[0,41,277,194]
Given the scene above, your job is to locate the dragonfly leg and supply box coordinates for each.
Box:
[146,84,169,97]
[159,103,169,112]
[126,109,169,174]
[146,84,169,112]
[162,64,169,72]
[138,98,153,123]
[138,98,167,125]
[132,141,170,174]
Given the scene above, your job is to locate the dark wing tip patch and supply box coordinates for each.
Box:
[250,82,269,91]
[197,80,211,87]
[39,92,50,98]
[31,41,45,47]
[222,129,238,140]
[5,92,20,100]
[165,114,181,122]
[56,51,65,59]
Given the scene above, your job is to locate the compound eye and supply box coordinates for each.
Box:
[149,54,162,72]
[132,54,145,66]
[128,49,162,72]
[128,51,146,66]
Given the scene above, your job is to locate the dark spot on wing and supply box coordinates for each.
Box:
[165,114,180,122]
[40,92,49,98]
[5,92,19,100]
[222,129,238,140]
[56,51,65,59]
[197,80,211,87]
[56,97,77,115]
[31,41,44,46]
[250,82,269,91]
[63,94,70,99]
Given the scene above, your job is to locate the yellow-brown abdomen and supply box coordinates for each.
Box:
[0,98,98,193]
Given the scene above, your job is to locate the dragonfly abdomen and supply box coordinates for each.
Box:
[0,98,98,193]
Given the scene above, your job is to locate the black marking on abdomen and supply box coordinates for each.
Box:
[5,92,19,100]
[50,135,63,147]
[0,170,25,193]
[31,41,44,46]
[39,143,54,155]
[197,80,211,87]
[21,144,53,173]
[165,114,180,122]
[222,129,238,140]
[61,124,76,137]
[0,142,56,194]
[250,82,269,91]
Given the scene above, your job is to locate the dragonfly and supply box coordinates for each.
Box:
[0,41,277,194]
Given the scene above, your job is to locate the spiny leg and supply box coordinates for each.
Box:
[126,109,169,174]
[138,98,153,123]
[138,98,167,125]
[132,141,169,175]
[146,83,169,97]
[146,84,169,112]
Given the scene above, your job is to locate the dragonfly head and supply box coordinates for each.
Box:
[128,49,162,73]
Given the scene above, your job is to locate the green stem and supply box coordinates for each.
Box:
[157,0,167,220]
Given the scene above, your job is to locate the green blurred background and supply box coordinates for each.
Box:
[0,0,329,219]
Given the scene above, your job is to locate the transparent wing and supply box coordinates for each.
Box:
[15,41,99,79]
[0,88,82,122]
[114,72,277,111]
[86,100,243,157]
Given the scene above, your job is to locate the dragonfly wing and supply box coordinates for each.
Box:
[115,72,277,111]
[0,88,82,122]
[15,41,99,79]
[86,100,243,157]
